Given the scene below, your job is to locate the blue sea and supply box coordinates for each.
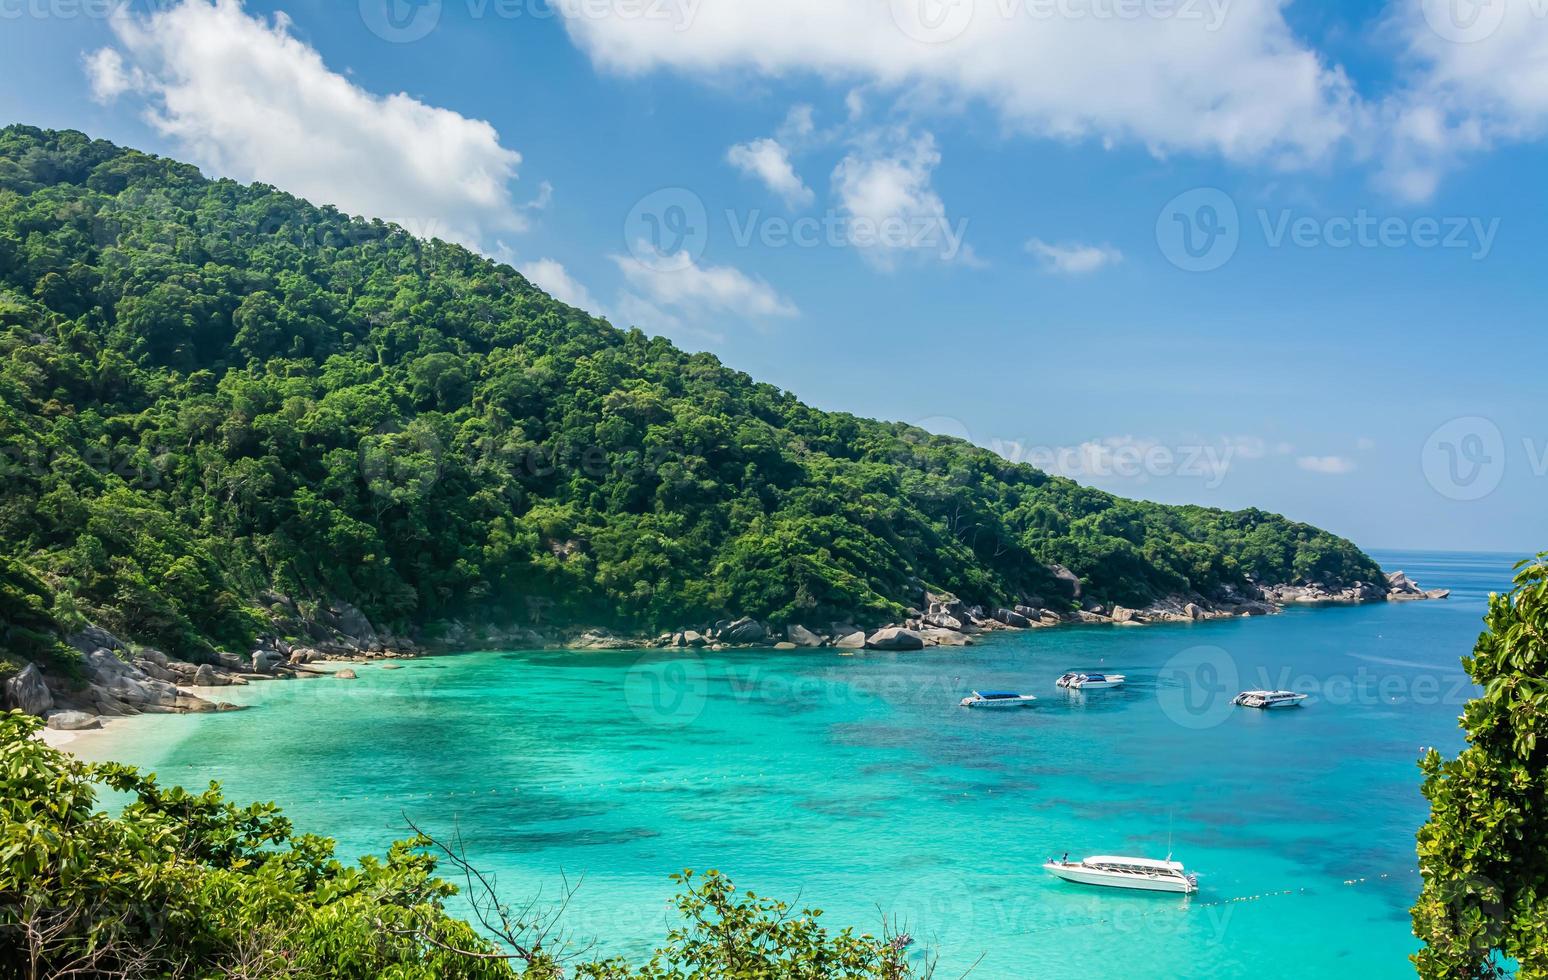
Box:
[73,551,1517,978]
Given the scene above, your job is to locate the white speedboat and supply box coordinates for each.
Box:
[1056,671,1127,690]
[1043,855,1198,894]
[959,690,1037,708]
[1232,690,1308,709]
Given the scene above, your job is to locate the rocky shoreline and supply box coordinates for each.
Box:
[4,569,1447,735]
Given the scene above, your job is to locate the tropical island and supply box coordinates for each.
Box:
[0,125,1446,720]
[0,125,1542,980]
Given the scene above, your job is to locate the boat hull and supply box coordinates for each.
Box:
[962,698,1037,708]
[1043,863,1195,894]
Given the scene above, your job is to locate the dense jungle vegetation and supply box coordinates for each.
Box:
[0,126,1382,660]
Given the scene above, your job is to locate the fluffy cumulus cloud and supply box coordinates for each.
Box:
[613,247,798,319]
[1297,455,1357,475]
[519,258,603,313]
[1025,239,1122,275]
[85,0,530,248]
[557,0,1358,167]
[1377,0,1548,200]
[831,129,969,269]
[726,137,814,207]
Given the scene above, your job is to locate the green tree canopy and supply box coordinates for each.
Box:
[1412,555,1548,978]
[0,125,1386,656]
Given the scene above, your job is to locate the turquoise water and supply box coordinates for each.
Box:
[75,551,1514,978]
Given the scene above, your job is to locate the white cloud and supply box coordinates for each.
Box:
[519,258,602,313]
[1025,239,1122,275]
[1377,0,1548,200]
[85,0,530,249]
[831,129,969,269]
[726,137,814,207]
[557,0,1357,168]
[1297,455,1357,475]
[84,47,138,102]
[614,247,798,319]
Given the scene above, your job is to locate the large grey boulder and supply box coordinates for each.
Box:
[67,625,127,656]
[786,624,824,647]
[720,617,768,644]
[1183,602,1205,621]
[5,663,53,716]
[329,602,379,643]
[866,627,925,651]
[922,611,965,631]
[992,608,1033,629]
[1110,606,1141,624]
[46,710,100,731]
[252,649,285,673]
[1049,564,1082,600]
[918,627,972,647]
[681,630,707,647]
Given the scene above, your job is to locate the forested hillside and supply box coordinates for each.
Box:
[0,126,1383,659]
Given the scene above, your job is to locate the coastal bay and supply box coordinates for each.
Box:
[63,551,1504,978]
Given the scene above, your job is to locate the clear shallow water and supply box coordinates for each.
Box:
[75,551,1516,978]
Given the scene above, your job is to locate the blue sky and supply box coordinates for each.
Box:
[3,0,1545,556]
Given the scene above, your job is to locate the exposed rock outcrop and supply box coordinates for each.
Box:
[46,710,100,731]
[1048,564,1082,600]
[719,617,768,644]
[991,608,1032,629]
[787,624,824,647]
[5,663,52,716]
[866,626,925,651]
[833,629,867,649]
[567,629,636,650]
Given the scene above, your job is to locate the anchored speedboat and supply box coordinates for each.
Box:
[1043,855,1198,894]
[959,690,1038,708]
[1232,690,1309,709]
[1056,671,1127,690]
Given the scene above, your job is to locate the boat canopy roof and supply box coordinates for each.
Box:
[1084,855,1186,872]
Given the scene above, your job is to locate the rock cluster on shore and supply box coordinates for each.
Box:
[3,597,426,732]
[3,566,1449,732]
